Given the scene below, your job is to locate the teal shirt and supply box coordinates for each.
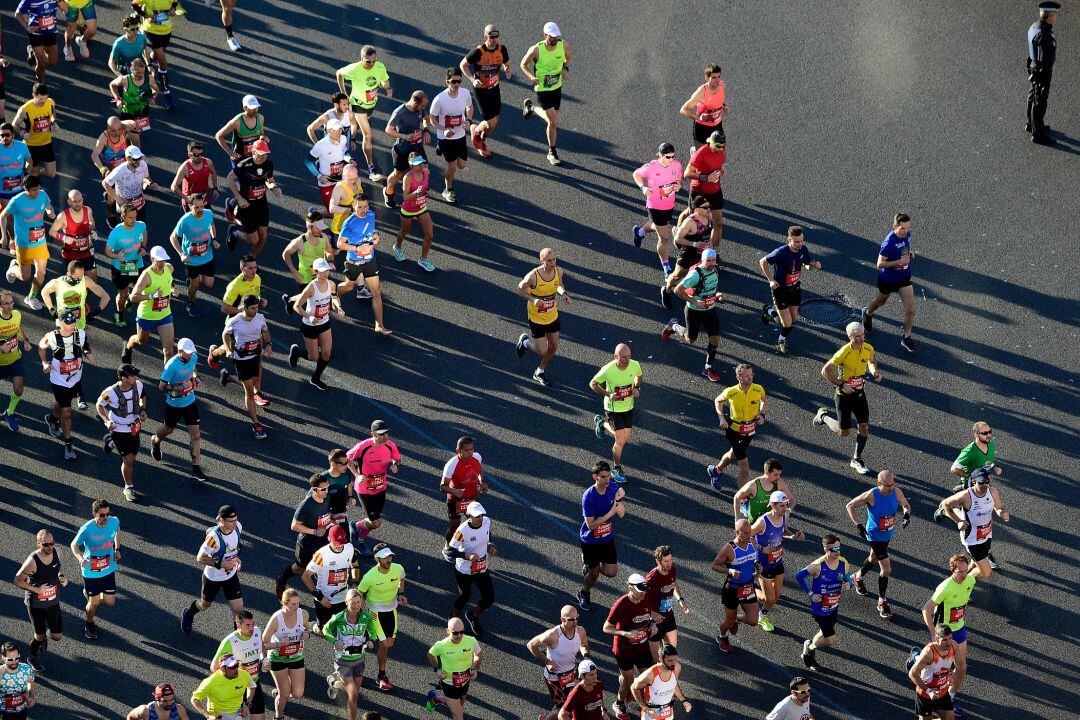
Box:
[7,190,51,248]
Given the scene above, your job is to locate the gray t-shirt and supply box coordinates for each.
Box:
[388,103,427,151]
[293,490,332,549]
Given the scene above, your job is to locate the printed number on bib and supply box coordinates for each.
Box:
[2,177,21,191]
[451,670,472,687]
[238,340,261,356]
[949,606,966,624]
[0,337,18,352]
[38,14,57,30]
[975,523,991,540]
[593,521,612,539]
[134,116,151,132]
[2,693,27,711]
[454,498,472,515]
[151,295,170,311]
[190,241,208,256]
[846,376,865,390]
[820,593,840,610]
[470,556,488,573]
[242,661,260,676]
[736,421,755,436]
[59,358,80,375]
[129,418,143,435]
[356,243,373,259]
[612,385,634,400]
[698,108,722,124]
[247,185,267,201]
[314,302,330,319]
[120,260,140,274]
[153,11,169,23]
[785,271,801,285]
[698,294,718,308]
[365,474,386,492]
[328,568,348,585]
[405,130,423,144]
[89,556,111,572]
[328,161,345,179]
[736,583,755,601]
[278,642,301,658]
[364,88,379,103]
[878,515,895,531]
[556,670,576,688]
[129,194,146,210]
[28,226,46,242]
[65,234,91,253]
[658,182,678,199]
[544,74,560,87]
[444,115,463,129]
[32,116,51,133]
[37,584,57,601]
[765,546,784,564]
[536,298,555,312]
[652,706,675,720]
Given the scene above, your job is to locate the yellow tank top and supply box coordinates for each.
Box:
[21,100,55,147]
[0,310,23,366]
[331,180,361,234]
[526,267,561,325]
[57,276,89,330]
[137,265,174,320]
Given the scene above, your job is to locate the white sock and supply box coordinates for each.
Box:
[673,323,687,335]
[822,415,840,432]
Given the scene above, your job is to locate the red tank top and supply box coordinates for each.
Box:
[694,82,726,126]
[60,208,93,259]
[400,168,429,214]
[181,159,212,195]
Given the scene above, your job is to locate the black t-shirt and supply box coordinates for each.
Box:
[234,157,275,202]
[294,490,332,547]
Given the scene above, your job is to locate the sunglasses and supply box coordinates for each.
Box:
[4,657,19,662]
[697,205,711,211]
[313,486,330,492]
[96,513,111,519]
[0,133,12,138]
[487,32,500,38]
[40,542,55,548]
[451,630,464,636]
[189,152,203,158]
[450,80,462,85]
[331,458,348,465]
[561,617,579,622]
[977,430,992,436]
[827,546,841,552]
[661,154,675,159]
[795,688,810,696]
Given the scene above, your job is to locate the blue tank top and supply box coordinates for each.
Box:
[866,487,899,542]
[810,555,847,616]
[877,230,912,283]
[727,540,758,586]
[755,513,786,570]
[148,701,181,720]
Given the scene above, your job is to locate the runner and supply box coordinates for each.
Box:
[428,617,483,720]
[302,524,357,632]
[40,261,110,334]
[515,247,570,387]
[108,14,146,78]
[16,0,61,84]
[321,589,377,718]
[577,461,625,611]
[447,501,496,637]
[461,25,511,158]
[69,498,121,641]
[758,225,822,354]
[319,448,354,532]
[47,191,99,282]
[225,139,280,257]
[440,436,488,546]
[526,606,590,720]
[91,119,135,214]
[629,646,692,720]
[37,309,89,461]
[679,64,728,149]
[393,152,436,270]
[921,554,975,718]
[357,544,407,692]
[938,468,1010,580]
[747,492,803,633]
[337,194,391,330]
[428,67,473,204]
[662,248,723,380]
[218,0,241,51]
[559,660,607,720]
[131,0,178,109]
[631,144,683,279]
[211,611,267,720]
[103,203,147,326]
[0,642,36,719]
[795,533,853,671]
[732,459,796,523]
[307,92,358,152]
[603,574,658,720]
[219,255,264,316]
[711,519,760,653]
[208,294,272,438]
[94,363,147,502]
[327,164,363,243]
[336,45,392,181]
[846,470,911,620]
[180,505,244,635]
[660,198,713,310]
[153,337,205,480]
[682,129,726,249]
[13,530,68,673]
[0,122,33,249]
[282,209,335,310]
[103,145,154,224]
[909,624,957,720]
[1,175,54,310]
[122,245,176,364]
[276,474,332,596]
[190,655,257,720]
[947,421,1002,492]
[170,141,219,211]
[108,58,157,137]
[263,589,311,720]
[589,344,643,484]
[305,119,350,210]
[765,677,812,720]
[0,290,33,431]
[383,91,428,209]
[644,546,690,654]
[347,419,401,555]
[706,364,766,489]
[169,192,218,317]
[813,321,881,476]
[520,22,570,166]
[861,212,918,353]
[126,683,191,720]
[288,257,343,390]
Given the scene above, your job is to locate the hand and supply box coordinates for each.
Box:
[841,383,854,395]
[614,487,626,502]
[263,345,272,357]
[237,198,250,209]
[436,669,446,681]
[320,597,332,608]
[841,581,851,592]
[719,421,729,430]
[632,388,640,398]
[107,420,116,431]
[59,575,69,587]
[756,416,766,427]
[641,186,652,196]
[467,553,479,562]
[873,372,883,382]
[682,700,692,712]
[114,549,122,561]
[769,280,779,289]
[472,78,483,89]
[1000,511,1010,522]
[180,254,190,264]
[22,340,32,351]
[679,597,690,614]
[729,569,740,580]
[318,175,329,184]
[42,362,50,374]
[795,530,806,541]
[811,261,822,270]
[346,497,357,507]
[810,593,822,603]
[901,515,910,528]
[708,171,721,183]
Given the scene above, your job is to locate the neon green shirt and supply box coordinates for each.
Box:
[592,359,642,413]
[192,669,254,715]
[429,635,479,674]
[338,61,389,109]
[136,265,173,321]
[931,575,975,631]
[358,563,405,612]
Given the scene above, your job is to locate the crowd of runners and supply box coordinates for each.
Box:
[0,2,1024,720]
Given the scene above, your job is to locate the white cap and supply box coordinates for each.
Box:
[150,246,170,261]
[578,659,598,675]
[312,258,332,272]
[242,94,260,109]
[627,573,649,590]
[465,501,486,517]
[177,338,196,354]
[220,655,239,668]
[125,145,144,159]
[374,546,394,559]
[769,490,789,504]
[543,21,561,37]
[326,118,344,132]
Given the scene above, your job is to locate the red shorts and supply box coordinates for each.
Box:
[318,184,334,210]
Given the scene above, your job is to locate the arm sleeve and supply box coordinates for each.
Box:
[794,567,812,593]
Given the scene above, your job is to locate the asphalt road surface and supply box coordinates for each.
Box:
[1,1,1077,718]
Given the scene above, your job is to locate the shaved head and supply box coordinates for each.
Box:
[447,617,465,633]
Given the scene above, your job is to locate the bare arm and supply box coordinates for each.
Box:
[679,87,703,120]
[215,119,237,159]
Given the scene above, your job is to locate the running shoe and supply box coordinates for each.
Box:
[83,622,98,640]
[716,635,734,653]
[905,646,921,671]
[252,423,267,440]
[219,368,231,386]
[547,149,561,166]
[45,413,62,438]
[192,465,208,482]
[253,391,270,407]
[812,407,830,426]
[76,35,89,58]
[174,2,187,15]
[611,701,630,720]
[114,311,127,327]
[853,572,869,595]
[900,336,917,353]
[953,703,966,718]
[63,44,75,62]
[933,507,945,523]
[377,672,393,692]
[532,370,552,387]
[801,640,819,670]
[471,124,484,151]
[850,457,870,475]
[988,553,999,570]
[122,486,136,502]
[2,411,19,432]
[706,464,723,491]
[631,225,645,248]
[701,368,721,382]
[877,599,892,620]
[660,285,672,309]
[522,99,535,118]
[661,317,678,341]
[464,610,483,638]
[227,36,242,52]
[477,138,492,158]
[289,344,301,368]
[224,197,237,224]
[121,345,133,364]
[392,245,406,262]
[441,188,457,204]
[27,44,36,67]
[516,333,529,358]
[441,545,453,563]
[611,467,627,484]
[207,345,221,370]
[367,164,383,182]
[417,258,436,272]
[64,444,77,461]
[576,589,591,611]
[760,304,774,324]
[180,606,195,635]
[861,307,873,333]
[27,655,44,673]
[758,614,775,632]
[593,415,604,439]
[309,378,329,391]
[5,259,19,283]
[151,437,162,462]
[380,187,396,210]
[356,285,372,300]
[158,93,174,110]
[281,292,294,315]
[186,302,201,318]
[775,340,790,355]
[24,295,44,310]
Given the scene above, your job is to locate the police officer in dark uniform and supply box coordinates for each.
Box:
[1027,1,1061,145]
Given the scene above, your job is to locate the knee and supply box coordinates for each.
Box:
[50,633,63,641]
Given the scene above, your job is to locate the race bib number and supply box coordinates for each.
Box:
[242,660,260,676]
[454,498,472,515]
[736,583,756,601]
[364,474,386,492]
[173,379,194,396]
[846,376,865,390]
[697,294,718,308]
[152,11,169,24]
[66,305,83,320]
[120,260,140,274]
[878,515,895,531]
[555,670,576,688]
[470,556,488,573]
[130,418,143,435]
[328,161,345,178]
[785,271,802,285]
[32,116,51,133]
[451,670,472,687]
[736,420,756,435]
[314,302,330,319]
[190,241,208,256]
[316,514,332,529]
[247,185,266,201]
[975,523,991,540]
[89,555,111,572]
[593,522,612,539]
[364,88,379,103]
[278,642,301,658]
[698,107,722,123]
[37,584,57,601]
[59,358,80,375]
[355,243,373,259]
[543,73,560,87]
[612,385,633,400]
[949,606,966,623]
[328,568,348,585]
[536,298,555,312]
[134,116,151,132]
[820,593,840,610]
[37,14,57,31]
[414,193,427,209]
[2,693,27,711]
[764,546,784,564]
[0,336,18,352]
[151,295,170,312]
[444,115,463,129]
[28,226,46,242]
[405,130,423,144]
[658,182,678,199]
[2,176,21,190]
[238,340,261,356]
[652,706,675,720]
[65,234,91,253]
[129,194,146,210]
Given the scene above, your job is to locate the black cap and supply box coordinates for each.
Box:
[370,419,389,434]
[242,294,260,308]
[306,206,324,223]
[117,364,141,379]
[707,130,726,146]
[657,142,676,156]
[58,309,79,325]
[217,504,238,519]
[971,467,991,484]
[1039,1,1061,12]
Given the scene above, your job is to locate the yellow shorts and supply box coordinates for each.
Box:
[15,244,49,267]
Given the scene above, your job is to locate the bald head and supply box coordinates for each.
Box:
[560,604,576,619]
[342,163,359,180]
[877,470,894,484]
[67,189,83,203]
[734,518,749,532]
[614,343,631,359]
[447,617,465,634]
[107,116,122,131]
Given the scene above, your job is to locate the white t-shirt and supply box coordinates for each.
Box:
[449,517,491,575]
[38,329,86,387]
[305,542,355,600]
[200,522,242,582]
[224,313,266,360]
[430,89,474,141]
[104,162,150,204]
[97,380,145,432]
[309,136,349,187]
[766,695,812,720]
